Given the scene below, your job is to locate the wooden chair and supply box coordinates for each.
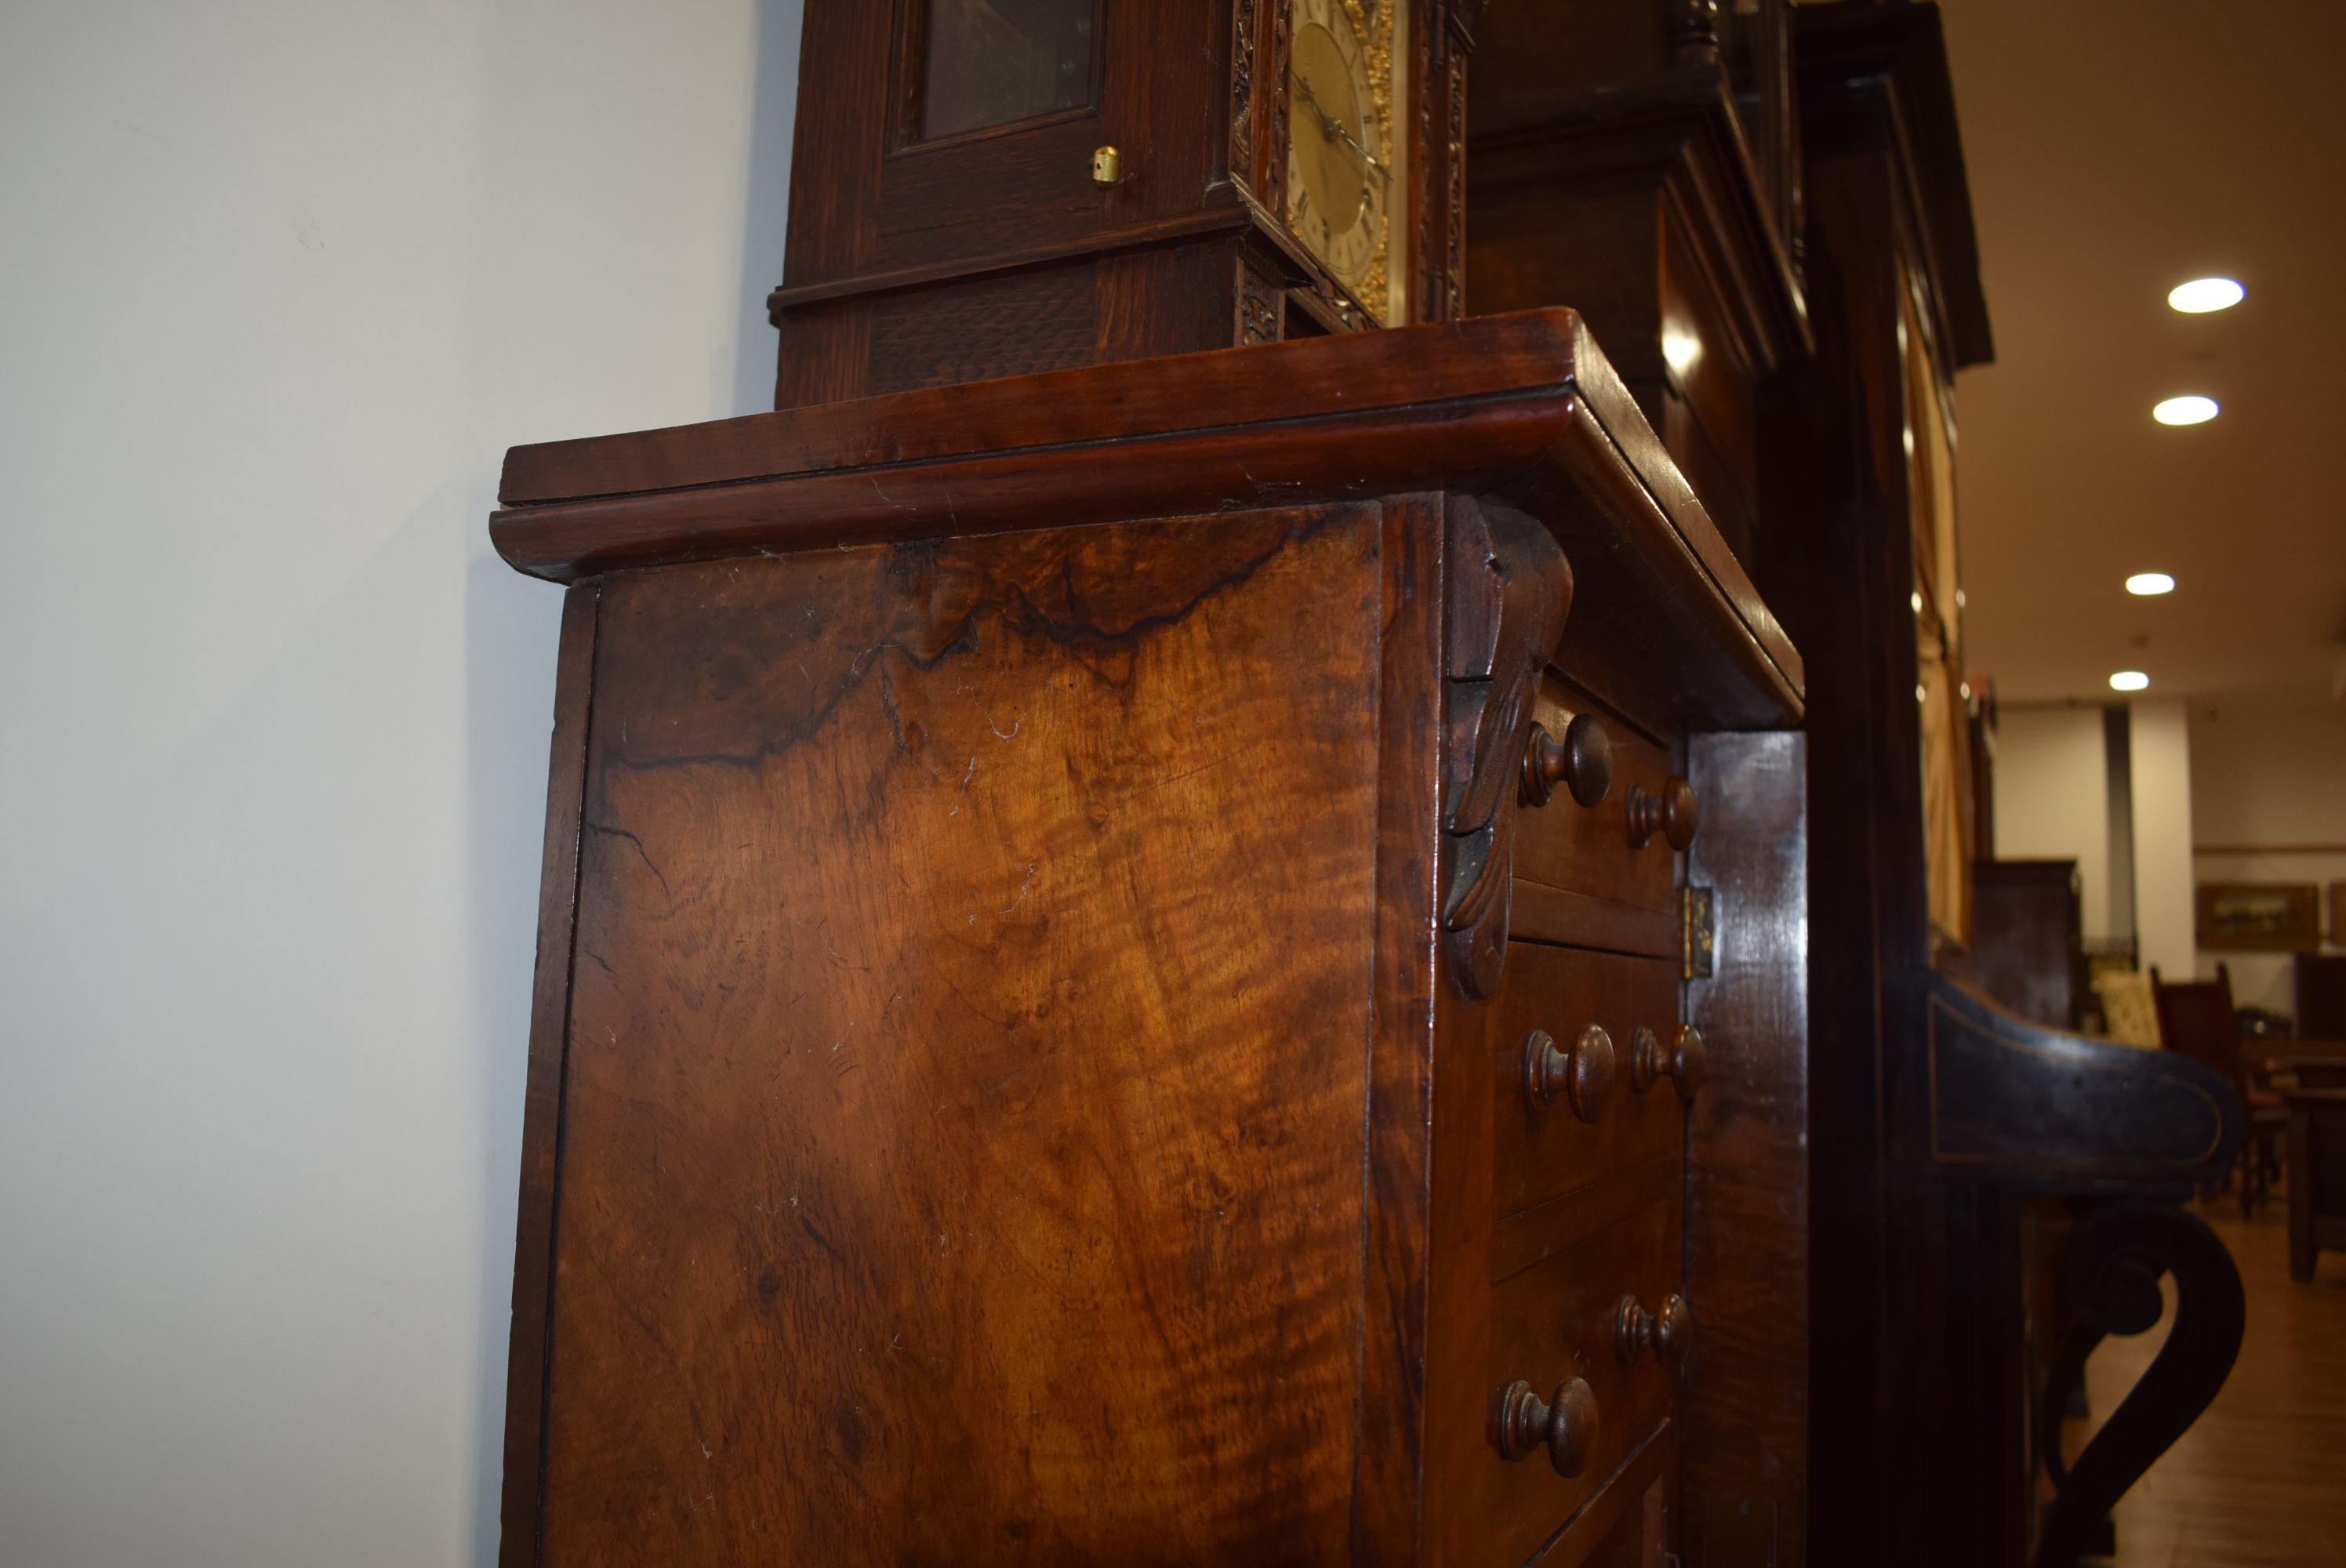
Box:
[2152,964,2285,1213]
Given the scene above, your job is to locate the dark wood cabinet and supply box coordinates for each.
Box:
[2296,952,2346,1040]
[488,5,2260,1563]
[1970,859,2090,1031]
[1454,7,1825,1562]
[1778,9,2242,1567]
[1437,5,2246,1561]
[1465,0,1809,568]
[491,310,1807,1566]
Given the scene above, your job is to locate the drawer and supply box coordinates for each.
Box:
[1532,1455,1670,1568]
[1511,677,1683,920]
[1478,1194,1684,1568]
[1492,942,1687,1219]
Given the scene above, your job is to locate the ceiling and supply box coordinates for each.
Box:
[1934,0,2346,710]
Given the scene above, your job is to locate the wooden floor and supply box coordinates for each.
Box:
[2075,1196,2346,1566]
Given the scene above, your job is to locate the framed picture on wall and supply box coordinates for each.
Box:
[2196,882,2322,952]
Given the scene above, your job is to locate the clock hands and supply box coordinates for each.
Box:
[1291,71,1391,183]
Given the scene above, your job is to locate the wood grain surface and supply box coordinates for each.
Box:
[498,584,601,1568]
[499,311,1607,504]
[1680,731,1809,1568]
[1484,1195,1682,1568]
[1356,493,1449,1565]
[492,312,1802,734]
[488,266,1832,1566]
[1532,1444,1673,1568]
[536,506,1386,1564]
[1488,946,1685,1220]
[1514,678,1679,916]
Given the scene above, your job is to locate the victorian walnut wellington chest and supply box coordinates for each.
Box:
[489,310,1807,1565]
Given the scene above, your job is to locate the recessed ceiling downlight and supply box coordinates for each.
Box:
[2168,277,2245,313]
[2153,395,2219,426]
[2109,670,2151,692]
[2126,572,2176,596]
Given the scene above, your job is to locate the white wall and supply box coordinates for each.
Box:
[1991,704,2113,939]
[0,4,801,1564]
[2190,701,2346,1014]
[2130,699,2199,984]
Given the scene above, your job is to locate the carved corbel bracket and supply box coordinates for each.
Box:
[1914,974,2250,1563]
[2030,1201,2246,1568]
[1441,498,1573,1000]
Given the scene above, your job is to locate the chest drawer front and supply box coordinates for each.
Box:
[1493,942,1686,1219]
[1478,1193,1684,1568]
[1511,679,1682,918]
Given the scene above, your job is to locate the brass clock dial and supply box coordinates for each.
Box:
[1284,0,1407,321]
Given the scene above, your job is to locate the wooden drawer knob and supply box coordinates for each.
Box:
[1523,713,1613,808]
[1523,1025,1616,1122]
[1671,1025,1706,1095]
[1630,1024,1705,1098]
[1614,1293,1692,1367]
[1627,775,1699,849]
[1491,1377,1600,1476]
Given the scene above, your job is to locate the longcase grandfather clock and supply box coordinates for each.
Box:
[771,0,1489,405]
[492,3,1812,1565]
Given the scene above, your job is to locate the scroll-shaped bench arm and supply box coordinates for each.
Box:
[1918,975,2248,1568]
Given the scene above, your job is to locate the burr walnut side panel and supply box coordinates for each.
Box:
[537,506,1385,1566]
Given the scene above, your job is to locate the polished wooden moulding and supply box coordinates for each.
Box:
[498,310,1802,739]
[491,309,1805,1565]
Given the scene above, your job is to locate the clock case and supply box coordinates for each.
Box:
[768,0,1487,408]
[1466,0,1812,570]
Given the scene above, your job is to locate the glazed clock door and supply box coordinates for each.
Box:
[772,0,1472,405]
[916,0,1099,141]
[784,0,1226,292]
